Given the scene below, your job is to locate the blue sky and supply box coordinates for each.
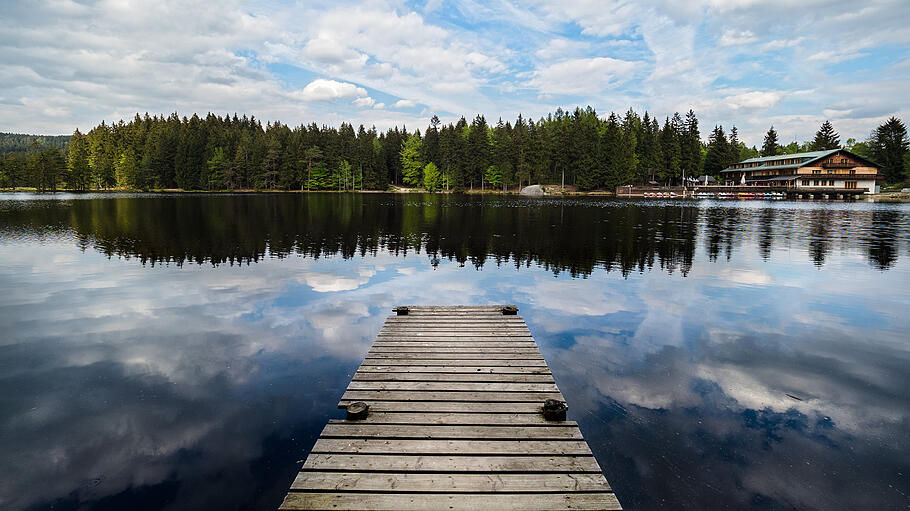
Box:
[1,0,908,146]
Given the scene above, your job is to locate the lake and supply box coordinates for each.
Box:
[1,192,908,511]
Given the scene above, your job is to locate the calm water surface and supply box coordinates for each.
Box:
[1,193,908,510]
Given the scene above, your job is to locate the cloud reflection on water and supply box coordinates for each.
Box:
[0,195,908,510]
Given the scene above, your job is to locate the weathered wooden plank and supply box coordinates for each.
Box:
[365,353,544,360]
[341,390,562,402]
[320,424,583,440]
[358,360,549,367]
[337,401,545,413]
[373,336,533,341]
[290,472,611,492]
[383,320,527,325]
[311,438,593,455]
[377,332,531,338]
[379,332,531,337]
[282,306,619,511]
[280,492,621,510]
[369,347,542,353]
[352,372,555,383]
[301,454,603,473]
[357,365,550,373]
[346,381,559,392]
[328,413,572,425]
[402,305,509,309]
[372,341,539,348]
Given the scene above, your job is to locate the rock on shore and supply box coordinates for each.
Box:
[520,184,545,196]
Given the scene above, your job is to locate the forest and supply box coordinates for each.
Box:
[1,108,907,192]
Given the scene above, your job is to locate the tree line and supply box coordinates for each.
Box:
[1,108,907,192]
[758,118,909,183]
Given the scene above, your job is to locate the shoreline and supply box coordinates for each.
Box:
[2,187,909,202]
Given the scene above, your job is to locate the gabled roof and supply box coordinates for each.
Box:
[722,148,880,173]
[738,149,838,164]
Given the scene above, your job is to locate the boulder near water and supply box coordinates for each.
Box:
[520,184,545,196]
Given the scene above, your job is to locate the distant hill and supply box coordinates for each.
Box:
[0,132,70,154]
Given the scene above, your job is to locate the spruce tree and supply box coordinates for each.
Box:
[423,162,443,191]
[66,129,91,191]
[680,110,701,179]
[704,125,730,175]
[659,115,682,183]
[869,116,909,183]
[729,126,741,164]
[811,120,841,151]
[761,126,779,156]
[400,134,423,187]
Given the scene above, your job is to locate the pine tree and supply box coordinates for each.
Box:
[400,134,423,187]
[115,147,140,189]
[728,126,742,164]
[423,162,444,191]
[66,129,91,191]
[424,115,440,167]
[680,110,702,179]
[868,116,909,183]
[761,126,779,156]
[811,120,841,151]
[484,165,502,189]
[704,125,731,175]
[207,147,228,189]
[659,115,682,183]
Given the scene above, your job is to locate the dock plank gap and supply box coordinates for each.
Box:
[279,305,622,510]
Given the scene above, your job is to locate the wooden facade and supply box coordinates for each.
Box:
[722,149,881,194]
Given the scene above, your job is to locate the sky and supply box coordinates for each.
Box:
[1,0,908,147]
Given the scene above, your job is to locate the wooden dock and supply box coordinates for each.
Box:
[279,305,621,510]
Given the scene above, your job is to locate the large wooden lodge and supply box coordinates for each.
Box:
[721,149,881,195]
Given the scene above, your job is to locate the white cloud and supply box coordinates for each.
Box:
[353,96,375,108]
[0,0,908,148]
[719,29,758,46]
[724,91,784,110]
[530,57,641,96]
[296,79,368,102]
[301,37,369,71]
[535,38,591,60]
[393,99,416,108]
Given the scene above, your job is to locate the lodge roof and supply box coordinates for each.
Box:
[721,148,879,173]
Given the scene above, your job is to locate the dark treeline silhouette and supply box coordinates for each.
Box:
[0,132,70,153]
[3,111,906,192]
[0,108,755,192]
[1,194,904,273]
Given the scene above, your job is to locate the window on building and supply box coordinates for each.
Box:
[828,180,834,186]
[814,180,820,186]
[802,180,810,186]
[846,181,857,189]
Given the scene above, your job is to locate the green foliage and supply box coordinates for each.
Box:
[845,138,870,158]
[307,162,333,190]
[400,134,423,187]
[66,129,91,191]
[761,126,780,156]
[0,133,69,154]
[868,116,909,183]
[484,165,502,189]
[207,147,228,190]
[811,120,841,151]
[335,160,353,190]
[13,107,901,192]
[423,162,444,192]
[704,125,734,175]
[116,147,141,189]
